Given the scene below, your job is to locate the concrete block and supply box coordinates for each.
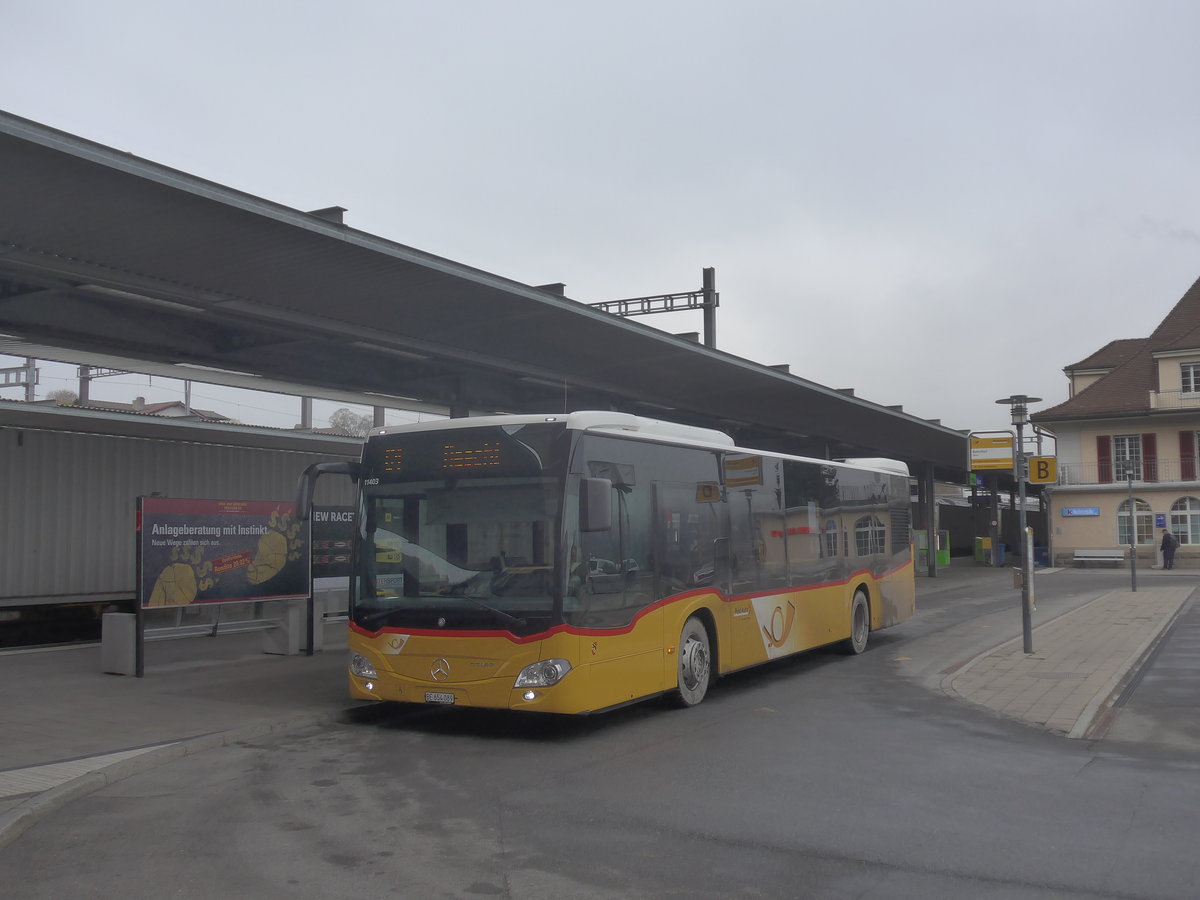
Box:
[101,613,137,675]
[261,599,303,655]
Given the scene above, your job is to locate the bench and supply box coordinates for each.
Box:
[1072,548,1125,566]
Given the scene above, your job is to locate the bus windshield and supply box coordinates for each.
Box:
[351,424,568,637]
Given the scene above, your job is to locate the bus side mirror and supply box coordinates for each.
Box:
[580,477,612,532]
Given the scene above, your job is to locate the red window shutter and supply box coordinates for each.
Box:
[1143,433,1158,482]
[1097,435,1112,483]
[1183,431,1197,481]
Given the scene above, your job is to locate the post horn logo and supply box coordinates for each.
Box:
[763,601,797,649]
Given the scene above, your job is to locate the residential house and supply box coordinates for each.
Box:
[1033,276,1200,568]
[70,396,234,424]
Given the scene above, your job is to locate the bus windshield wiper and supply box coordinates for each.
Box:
[355,606,401,628]
[355,598,524,631]
[438,591,527,629]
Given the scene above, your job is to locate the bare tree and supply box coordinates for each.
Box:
[328,407,374,437]
[48,389,79,406]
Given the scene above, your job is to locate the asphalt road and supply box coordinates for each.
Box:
[5,570,1200,899]
[1104,591,1200,749]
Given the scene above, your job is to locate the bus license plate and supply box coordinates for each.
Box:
[425,691,455,705]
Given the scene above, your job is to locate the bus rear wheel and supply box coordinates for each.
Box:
[840,589,870,655]
[674,615,712,706]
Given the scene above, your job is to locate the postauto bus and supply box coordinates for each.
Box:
[297,412,915,714]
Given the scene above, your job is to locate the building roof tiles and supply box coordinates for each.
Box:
[1035,275,1200,422]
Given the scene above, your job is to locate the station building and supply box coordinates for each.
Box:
[1035,275,1200,567]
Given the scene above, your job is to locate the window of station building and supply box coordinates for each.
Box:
[1170,496,1200,544]
[1182,363,1200,395]
[1112,435,1143,482]
[1117,497,1154,546]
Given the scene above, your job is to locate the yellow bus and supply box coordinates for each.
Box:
[298,412,915,714]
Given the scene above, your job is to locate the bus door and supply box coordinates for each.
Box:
[652,478,730,671]
[724,455,792,669]
[568,464,663,709]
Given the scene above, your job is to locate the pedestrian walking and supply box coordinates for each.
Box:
[1160,528,1179,570]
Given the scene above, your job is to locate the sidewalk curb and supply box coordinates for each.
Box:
[0,708,352,851]
[1071,598,1190,740]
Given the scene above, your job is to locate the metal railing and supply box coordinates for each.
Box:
[1057,457,1198,485]
[1149,390,1200,410]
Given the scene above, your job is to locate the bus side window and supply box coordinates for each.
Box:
[725,456,785,593]
[782,459,842,588]
[572,436,721,622]
[574,477,652,625]
[654,481,724,595]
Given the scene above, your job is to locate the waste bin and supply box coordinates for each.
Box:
[975,536,989,563]
[1035,546,1049,567]
[976,537,1004,565]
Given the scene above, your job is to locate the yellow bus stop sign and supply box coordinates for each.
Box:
[969,435,1015,471]
[1028,456,1057,484]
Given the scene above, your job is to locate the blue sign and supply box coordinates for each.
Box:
[1062,507,1101,517]
[1156,513,1167,529]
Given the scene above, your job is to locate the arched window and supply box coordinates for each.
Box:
[1117,498,1154,546]
[1170,497,1200,545]
[854,515,885,556]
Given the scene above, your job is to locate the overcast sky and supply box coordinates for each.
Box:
[5,1,1200,436]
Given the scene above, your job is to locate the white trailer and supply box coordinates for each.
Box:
[0,401,360,645]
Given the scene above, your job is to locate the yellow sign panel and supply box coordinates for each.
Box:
[1028,456,1057,484]
[695,482,721,503]
[969,435,1015,471]
[724,454,763,487]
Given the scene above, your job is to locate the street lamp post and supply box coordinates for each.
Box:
[1128,473,1137,593]
[996,394,1041,654]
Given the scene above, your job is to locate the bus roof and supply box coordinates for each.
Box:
[371,412,736,447]
[370,413,908,477]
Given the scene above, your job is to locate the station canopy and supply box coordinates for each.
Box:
[0,110,967,476]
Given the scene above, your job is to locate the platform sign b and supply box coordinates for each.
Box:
[1028,456,1057,484]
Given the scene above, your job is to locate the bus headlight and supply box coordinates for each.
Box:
[350,653,378,679]
[514,659,572,688]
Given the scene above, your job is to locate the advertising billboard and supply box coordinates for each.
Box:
[138,497,311,608]
[310,505,355,580]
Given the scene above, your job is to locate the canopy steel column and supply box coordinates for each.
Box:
[922,462,938,577]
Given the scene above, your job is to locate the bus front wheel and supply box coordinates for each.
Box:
[840,589,870,655]
[674,615,712,706]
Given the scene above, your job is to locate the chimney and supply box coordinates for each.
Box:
[132,396,145,411]
[308,206,347,224]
